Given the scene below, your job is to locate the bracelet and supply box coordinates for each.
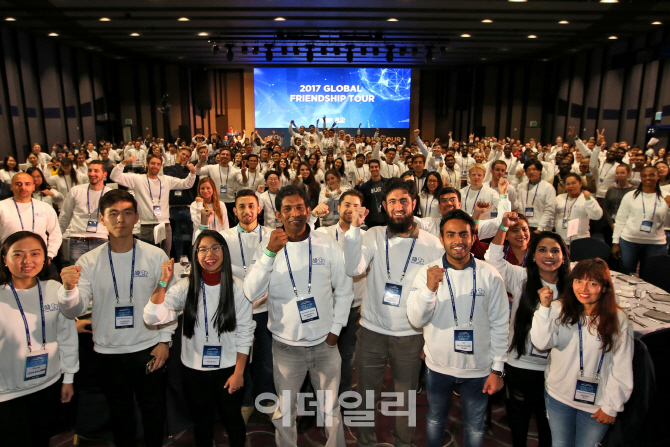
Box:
[499,224,509,232]
[473,220,480,225]
[264,248,277,258]
[199,224,209,230]
[499,194,508,199]
[158,280,168,288]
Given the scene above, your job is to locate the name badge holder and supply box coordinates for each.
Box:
[238,229,262,274]
[201,279,223,368]
[174,190,182,197]
[147,176,162,217]
[563,197,578,230]
[640,194,657,234]
[573,321,605,405]
[384,230,417,307]
[443,254,477,355]
[490,211,498,219]
[525,182,541,218]
[86,185,105,233]
[219,166,229,194]
[109,241,136,329]
[285,234,319,323]
[525,207,535,217]
[11,281,49,381]
[530,344,549,359]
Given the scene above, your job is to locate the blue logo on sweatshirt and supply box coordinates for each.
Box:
[312,257,326,266]
[43,303,59,312]
[471,287,486,297]
[134,270,149,278]
[410,256,425,265]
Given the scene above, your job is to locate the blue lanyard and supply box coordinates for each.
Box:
[10,281,45,352]
[505,246,528,267]
[463,187,481,215]
[201,278,220,342]
[238,226,262,272]
[442,254,477,327]
[641,193,658,221]
[578,320,605,379]
[385,229,417,282]
[526,181,541,207]
[108,241,136,303]
[447,169,455,186]
[599,163,614,182]
[64,176,70,192]
[87,185,105,218]
[424,196,436,216]
[219,166,229,188]
[13,198,35,232]
[284,233,312,297]
[563,195,578,220]
[147,176,161,203]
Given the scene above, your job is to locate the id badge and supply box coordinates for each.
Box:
[382,283,402,307]
[220,184,227,194]
[574,377,599,404]
[333,210,340,220]
[599,178,604,184]
[86,220,98,233]
[115,305,134,329]
[202,345,222,368]
[153,205,162,217]
[525,207,535,217]
[562,219,568,229]
[174,190,182,197]
[490,211,498,218]
[454,328,474,354]
[530,345,549,359]
[640,220,653,233]
[297,297,319,323]
[24,353,48,380]
[612,213,616,219]
[462,170,468,176]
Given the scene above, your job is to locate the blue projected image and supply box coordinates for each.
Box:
[254,68,411,128]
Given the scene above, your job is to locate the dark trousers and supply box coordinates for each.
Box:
[243,311,276,407]
[182,364,246,447]
[169,206,192,259]
[0,380,61,447]
[337,305,360,395]
[97,346,166,447]
[504,364,551,447]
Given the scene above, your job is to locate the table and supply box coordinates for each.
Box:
[612,271,670,336]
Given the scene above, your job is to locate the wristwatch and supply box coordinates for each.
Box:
[491,369,506,378]
[162,341,173,349]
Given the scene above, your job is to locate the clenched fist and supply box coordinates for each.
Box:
[61,265,81,290]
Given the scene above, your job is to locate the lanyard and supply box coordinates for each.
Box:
[219,166,229,188]
[64,176,70,192]
[284,233,312,297]
[108,241,136,304]
[147,176,161,203]
[505,246,528,267]
[424,196,436,216]
[442,254,477,327]
[10,281,45,352]
[201,278,220,342]
[447,169,455,187]
[87,185,105,218]
[463,187,481,215]
[238,227,262,272]
[578,320,605,379]
[13,198,35,232]
[267,191,276,214]
[563,195,579,220]
[599,163,614,182]
[385,229,417,282]
[526,181,541,207]
[641,193,658,221]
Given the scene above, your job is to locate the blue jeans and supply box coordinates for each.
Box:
[169,206,192,259]
[618,238,668,274]
[242,311,275,407]
[69,238,107,264]
[425,368,488,447]
[337,305,359,395]
[544,391,609,447]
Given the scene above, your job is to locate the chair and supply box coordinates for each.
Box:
[640,255,670,292]
[569,237,611,262]
[637,328,670,447]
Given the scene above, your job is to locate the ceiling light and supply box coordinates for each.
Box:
[275,17,286,21]
[481,58,487,61]
[425,46,433,63]
[361,47,367,56]
[461,34,471,38]
[130,33,140,37]
[482,19,493,23]
[241,46,248,55]
[386,47,394,63]
[293,46,299,55]
[600,0,618,3]
[388,18,398,22]
[652,21,662,25]
[347,47,354,63]
[528,35,537,38]
[320,46,327,55]
[48,33,58,37]
[198,32,209,36]
[609,35,618,39]
[509,0,527,2]
[178,17,189,21]
[559,20,569,24]
[252,46,259,55]
[226,44,234,61]
[440,47,447,56]
[306,46,314,62]
[334,47,341,56]
[100,17,110,22]
[373,47,380,56]
[281,46,288,55]
[265,45,273,62]
[212,43,219,55]
[399,47,406,56]
[5,17,16,21]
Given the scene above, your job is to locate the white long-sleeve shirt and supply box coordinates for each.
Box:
[418,192,442,219]
[57,241,177,354]
[46,174,89,201]
[0,280,79,402]
[343,225,444,337]
[195,164,240,203]
[258,190,280,229]
[243,227,354,346]
[460,184,499,220]
[58,184,111,239]
[189,201,230,239]
[406,256,509,378]
[554,193,603,244]
[110,164,196,224]
[32,189,62,208]
[613,190,670,245]
[530,301,633,417]
[0,198,62,259]
[234,169,265,193]
[517,180,556,231]
[318,186,351,227]
[143,277,254,371]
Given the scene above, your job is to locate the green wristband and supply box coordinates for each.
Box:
[499,194,508,199]
[158,280,168,288]
[264,248,277,258]
[499,224,509,232]
[199,224,209,230]
[473,220,480,225]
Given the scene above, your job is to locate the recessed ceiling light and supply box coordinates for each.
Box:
[482,19,493,23]
[48,33,58,36]
[5,17,15,21]
[388,18,398,22]
[528,35,537,38]
[130,33,140,37]
[99,17,110,22]
[481,58,487,61]
[198,32,209,36]
[559,20,569,24]
[461,34,471,38]
[178,17,189,21]
[274,17,286,21]
[609,35,618,39]
[600,0,618,3]
[542,58,549,62]
[652,21,662,25]
[509,0,527,2]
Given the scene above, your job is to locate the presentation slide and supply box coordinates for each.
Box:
[254,68,411,129]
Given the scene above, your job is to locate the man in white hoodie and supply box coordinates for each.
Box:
[406,209,508,447]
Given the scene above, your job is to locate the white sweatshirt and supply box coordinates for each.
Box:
[32,189,62,208]
[439,167,461,189]
[343,225,444,337]
[484,243,558,371]
[460,184,499,220]
[530,302,634,417]
[58,184,111,239]
[613,190,670,245]
[57,241,177,354]
[0,198,62,259]
[406,256,509,378]
[316,222,366,308]
[110,164,196,224]
[318,186,351,227]
[243,228,354,346]
[0,280,79,402]
[596,161,619,199]
[258,190,280,229]
[553,193,603,244]
[46,174,89,202]
[234,169,265,193]
[189,201,230,239]
[195,164,240,203]
[143,277,254,371]
[516,180,556,231]
[418,192,442,219]
[485,182,519,213]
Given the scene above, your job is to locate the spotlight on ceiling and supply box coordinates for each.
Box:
[306,45,314,62]
[334,47,341,55]
[321,46,327,55]
[440,46,447,56]
[281,46,288,55]
[425,46,433,63]
[225,44,234,61]
[361,47,367,56]
[346,46,354,63]
[386,46,394,63]
[293,46,300,55]
[265,45,273,61]
[252,46,259,55]
[241,46,248,55]
[373,47,380,56]
[399,47,407,56]
[211,43,219,55]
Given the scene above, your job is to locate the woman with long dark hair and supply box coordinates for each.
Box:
[144,230,254,447]
[276,158,293,188]
[531,258,633,447]
[553,173,603,245]
[333,157,348,187]
[0,231,78,446]
[418,171,443,218]
[47,157,84,197]
[308,153,325,184]
[190,177,229,239]
[485,213,571,447]
[26,167,61,207]
[295,161,321,209]
[318,169,350,227]
[0,155,20,182]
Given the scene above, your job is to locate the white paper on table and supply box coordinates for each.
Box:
[567,218,580,238]
[154,223,166,244]
[648,137,659,146]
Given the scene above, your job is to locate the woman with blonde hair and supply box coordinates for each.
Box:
[190,177,229,238]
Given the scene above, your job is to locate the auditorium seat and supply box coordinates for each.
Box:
[569,237,611,262]
[640,255,670,292]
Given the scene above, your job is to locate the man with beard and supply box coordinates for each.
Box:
[406,209,508,447]
[343,178,444,447]
[439,153,461,188]
[316,189,367,398]
[551,159,574,195]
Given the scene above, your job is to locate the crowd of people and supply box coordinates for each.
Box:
[1,119,669,447]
